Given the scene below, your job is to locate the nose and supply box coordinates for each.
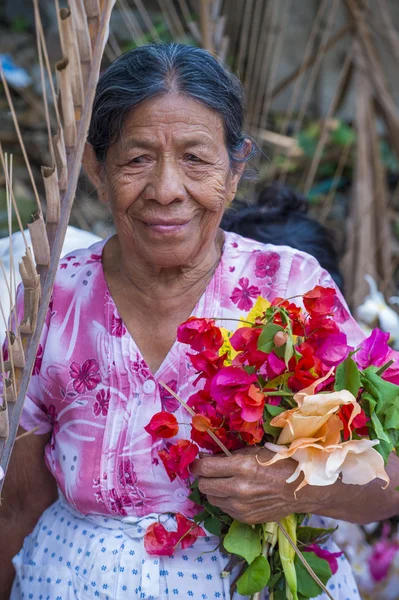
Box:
[146,157,185,205]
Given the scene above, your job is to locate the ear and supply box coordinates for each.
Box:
[82,143,107,201]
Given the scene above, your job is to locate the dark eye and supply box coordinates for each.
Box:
[128,155,151,164]
[184,154,203,163]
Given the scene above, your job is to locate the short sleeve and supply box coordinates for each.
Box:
[284,250,365,348]
[1,284,53,434]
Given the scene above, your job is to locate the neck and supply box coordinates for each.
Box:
[103,230,224,314]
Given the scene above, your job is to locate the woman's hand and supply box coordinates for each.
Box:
[191,447,399,525]
[191,447,309,524]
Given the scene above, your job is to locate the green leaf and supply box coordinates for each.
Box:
[330,122,356,147]
[236,555,271,595]
[188,487,202,505]
[265,404,286,417]
[258,324,284,353]
[295,552,332,598]
[296,526,337,546]
[204,516,222,536]
[334,357,360,398]
[284,337,294,367]
[193,510,207,524]
[223,520,262,564]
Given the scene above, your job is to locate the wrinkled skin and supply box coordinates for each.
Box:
[191,447,399,525]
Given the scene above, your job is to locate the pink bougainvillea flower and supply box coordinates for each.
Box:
[144,412,179,440]
[210,365,257,409]
[230,277,261,311]
[175,513,206,549]
[355,328,391,370]
[144,514,206,556]
[261,352,286,380]
[93,388,110,417]
[255,251,280,279]
[304,545,343,575]
[315,332,352,367]
[303,286,336,317]
[69,358,101,393]
[158,439,199,481]
[230,327,268,369]
[235,383,265,422]
[189,350,226,387]
[368,525,399,582]
[177,317,223,352]
[159,379,180,412]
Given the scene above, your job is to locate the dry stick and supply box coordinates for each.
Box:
[248,0,276,131]
[199,0,213,53]
[133,0,161,42]
[162,0,186,40]
[0,145,29,250]
[319,141,353,224]
[159,381,232,456]
[158,380,334,599]
[0,66,42,215]
[15,426,41,441]
[60,8,84,120]
[72,0,93,83]
[302,46,354,195]
[5,154,19,341]
[107,30,123,57]
[118,0,144,40]
[378,0,399,64]
[259,0,291,133]
[272,0,329,153]
[157,0,178,39]
[270,24,352,102]
[0,0,115,487]
[83,0,101,49]
[242,0,264,101]
[235,0,254,78]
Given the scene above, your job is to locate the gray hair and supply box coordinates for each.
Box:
[87,43,257,172]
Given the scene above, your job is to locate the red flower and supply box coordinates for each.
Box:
[210,366,256,412]
[69,358,101,393]
[158,439,199,481]
[144,513,206,556]
[145,412,179,440]
[255,251,280,279]
[177,317,223,352]
[159,379,180,412]
[288,343,322,391]
[338,404,369,440]
[189,350,226,387]
[230,327,268,369]
[111,312,126,337]
[229,411,264,445]
[93,388,110,417]
[272,298,304,336]
[33,344,43,375]
[230,277,261,311]
[303,286,336,317]
[235,383,265,422]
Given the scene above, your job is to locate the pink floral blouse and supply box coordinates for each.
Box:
[17,232,364,519]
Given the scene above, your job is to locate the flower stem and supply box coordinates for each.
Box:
[376,359,395,376]
[277,521,334,600]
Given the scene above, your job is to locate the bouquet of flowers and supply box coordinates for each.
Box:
[143,286,399,600]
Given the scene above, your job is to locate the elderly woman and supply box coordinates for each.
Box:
[2,44,399,600]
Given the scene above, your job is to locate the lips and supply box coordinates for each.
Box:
[143,218,191,227]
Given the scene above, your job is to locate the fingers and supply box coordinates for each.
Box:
[191,452,258,478]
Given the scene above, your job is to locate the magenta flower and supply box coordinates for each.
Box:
[117,459,138,489]
[255,251,280,279]
[305,545,343,575]
[93,388,110,417]
[355,328,391,370]
[159,379,180,412]
[69,358,101,393]
[369,538,399,582]
[230,277,261,311]
[316,333,352,366]
[210,365,256,411]
[111,312,126,337]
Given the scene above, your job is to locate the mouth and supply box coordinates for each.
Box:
[141,218,192,234]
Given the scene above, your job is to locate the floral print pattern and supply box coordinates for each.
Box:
[8,232,364,521]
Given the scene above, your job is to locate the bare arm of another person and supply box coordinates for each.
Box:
[191,448,399,526]
[0,428,57,599]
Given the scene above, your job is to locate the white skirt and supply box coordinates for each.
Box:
[11,495,361,600]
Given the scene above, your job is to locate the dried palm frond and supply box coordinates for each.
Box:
[0,0,116,486]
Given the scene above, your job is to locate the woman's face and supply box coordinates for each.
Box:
[89,93,243,268]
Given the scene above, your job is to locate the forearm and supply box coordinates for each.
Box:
[305,452,399,525]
